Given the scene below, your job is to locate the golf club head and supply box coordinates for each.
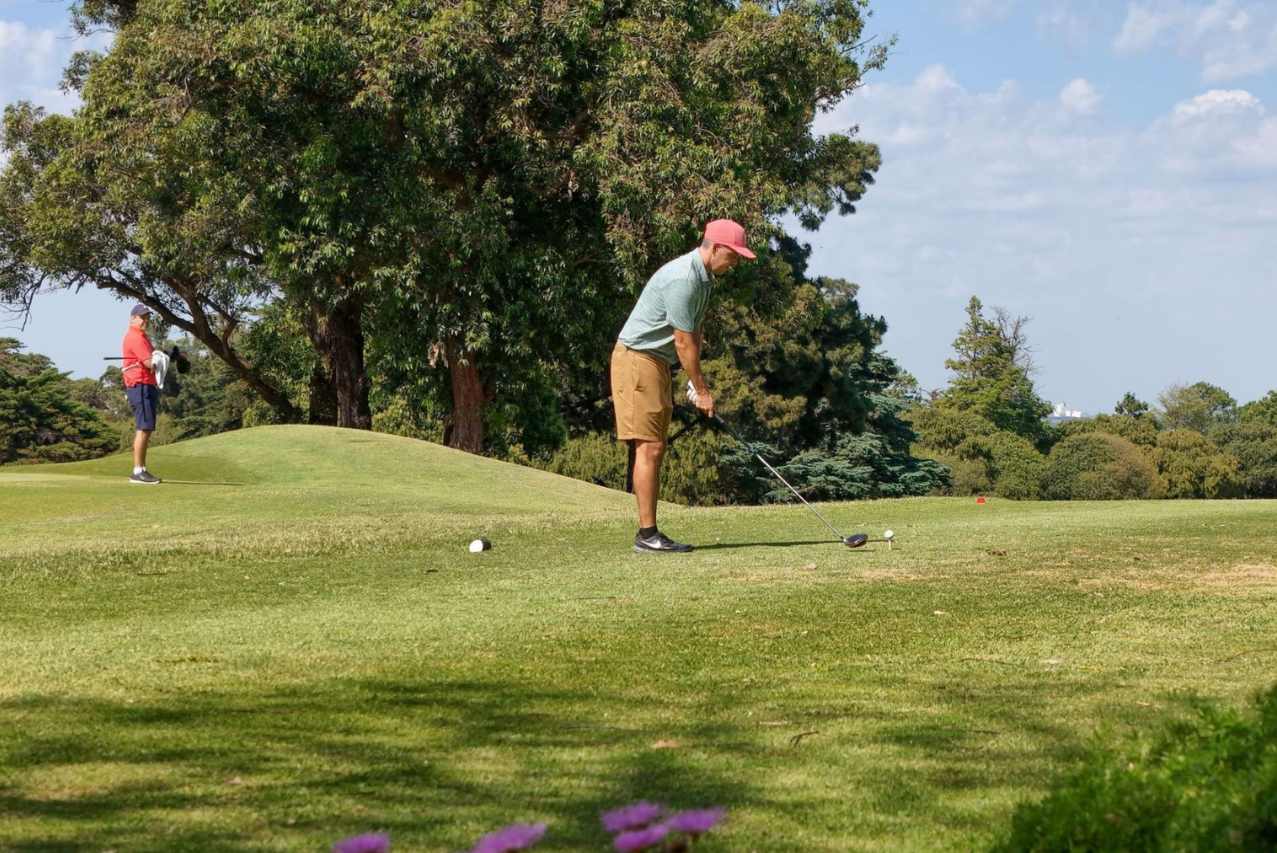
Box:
[843,533,869,548]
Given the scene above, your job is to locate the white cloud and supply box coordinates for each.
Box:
[1059,78,1103,115]
[805,66,1277,413]
[956,0,1018,29]
[1169,88,1263,121]
[1114,1,1277,81]
[1036,1,1118,51]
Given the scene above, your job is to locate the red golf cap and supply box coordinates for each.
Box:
[703,219,756,259]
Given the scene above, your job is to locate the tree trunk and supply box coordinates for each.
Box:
[447,340,488,454]
[311,297,371,430]
[307,363,339,426]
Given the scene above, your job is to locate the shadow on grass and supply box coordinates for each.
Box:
[0,659,1127,853]
[695,540,846,550]
[0,678,756,853]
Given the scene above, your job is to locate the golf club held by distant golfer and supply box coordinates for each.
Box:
[697,388,868,549]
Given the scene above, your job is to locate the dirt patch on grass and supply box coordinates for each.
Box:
[1193,563,1277,593]
[1078,563,1277,594]
[856,570,923,583]
[721,567,827,584]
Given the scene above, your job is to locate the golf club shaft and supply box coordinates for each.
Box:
[712,414,846,541]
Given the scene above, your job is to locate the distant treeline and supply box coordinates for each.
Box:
[6,291,1274,504]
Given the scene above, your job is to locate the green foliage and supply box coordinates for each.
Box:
[536,430,745,507]
[1157,381,1238,435]
[777,428,950,501]
[0,338,115,465]
[537,432,629,493]
[1238,391,1277,428]
[10,0,892,449]
[1210,421,1277,498]
[1151,430,1244,500]
[993,683,1277,853]
[908,405,1019,497]
[1043,433,1163,500]
[986,432,1047,501]
[935,297,1051,444]
[1115,392,1151,419]
[1056,413,1160,450]
[156,336,257,440]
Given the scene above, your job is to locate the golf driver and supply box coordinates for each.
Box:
[712,411,868,549]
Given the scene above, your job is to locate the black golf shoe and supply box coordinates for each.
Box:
[129,470,162,484]
[633,531,694,553]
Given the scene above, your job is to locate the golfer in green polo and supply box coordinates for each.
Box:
[611,219,755,553]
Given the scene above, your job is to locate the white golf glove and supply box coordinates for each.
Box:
[686,381,699,405]
[151,349,170,389]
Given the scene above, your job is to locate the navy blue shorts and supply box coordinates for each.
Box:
[126,384,159,431]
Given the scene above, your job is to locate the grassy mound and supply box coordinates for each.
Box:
[12,424,629,512]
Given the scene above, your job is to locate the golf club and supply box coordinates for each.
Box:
[711,412,868,549]
[104,345,191,374]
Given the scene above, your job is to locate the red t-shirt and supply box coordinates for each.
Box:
[122,327,157,387]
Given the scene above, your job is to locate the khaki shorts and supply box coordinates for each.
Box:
[611,342,673,441]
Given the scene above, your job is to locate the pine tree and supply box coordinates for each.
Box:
[936,297,1051,444]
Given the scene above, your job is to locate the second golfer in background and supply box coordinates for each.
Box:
[122,303,162,484]
[610,219,755,553]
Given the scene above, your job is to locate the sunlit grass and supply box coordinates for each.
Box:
[2,426,1275,852]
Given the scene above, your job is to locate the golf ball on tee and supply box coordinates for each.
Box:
[468,538,491,553]
[884,530,894,540]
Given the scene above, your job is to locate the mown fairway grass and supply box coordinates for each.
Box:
[2,426,1275,853]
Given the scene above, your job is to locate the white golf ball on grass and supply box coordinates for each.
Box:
[468,538,491,553]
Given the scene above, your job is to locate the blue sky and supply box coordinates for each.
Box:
[3,0,1276,414]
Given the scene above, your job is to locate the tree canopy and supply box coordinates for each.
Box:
[2,0,892,453]
[0,338,115,464]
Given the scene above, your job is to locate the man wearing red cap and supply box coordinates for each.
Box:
[611,219,755,552]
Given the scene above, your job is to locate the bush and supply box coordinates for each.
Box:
[988,432,1045,500]
[778,431,950,501]
[116,412,181,452]
[992,683,1277,853]
[1210,421,1277,498]
[537,432,629,491]
[1043,433,1162,500]
[1055,413,1160,450]
[1152,429,1245,499]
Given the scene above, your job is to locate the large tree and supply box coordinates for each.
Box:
[1156,381,1237,435]
[935,296,1051,444]
[2,0,890,452]
[0,105,303,423]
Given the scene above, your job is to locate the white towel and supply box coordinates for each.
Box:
[151,349,170,389]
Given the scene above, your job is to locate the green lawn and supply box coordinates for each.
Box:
[2,426,1275,852]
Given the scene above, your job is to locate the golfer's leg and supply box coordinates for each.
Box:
[632,439,667,529]
[134,429,151,469]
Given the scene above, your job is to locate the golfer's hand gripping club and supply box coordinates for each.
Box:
[685,381,714,418]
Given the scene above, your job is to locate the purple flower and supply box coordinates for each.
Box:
[613,824,669,852]
[469,822,547,853]
[601,801,665,832]
[333,834,390,853]
[667,808,725,836]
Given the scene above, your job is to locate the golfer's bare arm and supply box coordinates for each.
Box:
[674,327,714,417]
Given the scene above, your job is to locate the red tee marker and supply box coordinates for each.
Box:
[976,496,987,504]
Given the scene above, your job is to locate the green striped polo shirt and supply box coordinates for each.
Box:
[617,249,712,365]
